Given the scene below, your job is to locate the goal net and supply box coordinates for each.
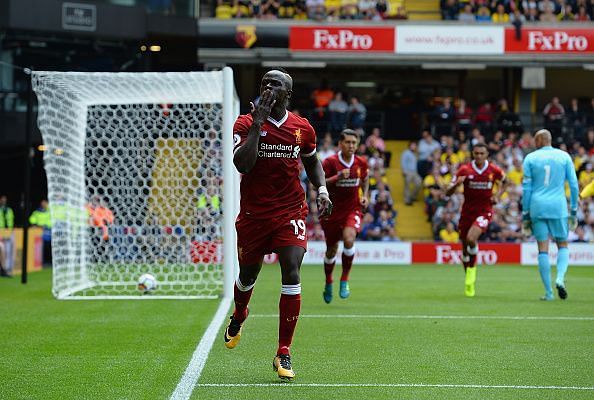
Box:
[32,69,239,299]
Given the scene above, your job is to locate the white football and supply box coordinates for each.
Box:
[137,273,157,293]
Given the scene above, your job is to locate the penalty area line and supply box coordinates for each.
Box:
[169,297,232,400]
[251,314,594,321]
[195,383,594,390]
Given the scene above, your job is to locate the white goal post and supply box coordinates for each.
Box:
[32,68,239,300]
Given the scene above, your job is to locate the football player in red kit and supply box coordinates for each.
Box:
[320,129,369,303]
[225,68,332,381]
[446,143,507,297]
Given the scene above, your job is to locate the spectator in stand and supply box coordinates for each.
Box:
[576,5,593,19]
[559,3,575,19]
[0,195,14,277]
[510,8,526,22]
[348,97,367,130]
[539,5,557,20]
[376,209,398,241]
[360,212,381,240]
[567,98,585,142]
[375,0,388,17]
[293,1,308,18]
[365,128,385,154]
[261,0,281,18]
[585,98,594,129]
[29,200,52,266]
[306,0,327,19]
[328,92,349,134]
[434,98,455,136]
[359,0,377,18]
[507,158,524,187]
[581,129,594,153]
[325,0,341,18]
[496,99,522,134]
[525,6,540,20]
[341,0,360,18]
[543,96,565,144]
[475,102,494,134]
[392,5,409,18]
[470,127,485,146]
[488,130,505,154]
[318,134,336,161]
[455,99,473,133]
[441,0,459,19]
[458,4,477,21]
[418,129,441,178]
[401,141,422,206]
[311,79,334,120]
[492,3,510,21]
[439,222,459,243]
[476,5,493,20]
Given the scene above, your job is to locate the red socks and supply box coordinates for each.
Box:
[232,278,254,323]
[278,284,301,355]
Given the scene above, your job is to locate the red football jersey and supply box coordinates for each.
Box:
[455,161,505,215]
[233,110,317,219]
[322,152,368,221]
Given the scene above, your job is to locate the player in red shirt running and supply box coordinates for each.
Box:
[320,129,369,303]
[446,143,507,297]
[224,69,332,381]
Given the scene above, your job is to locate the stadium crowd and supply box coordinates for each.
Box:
[215,0,408,20]
[441,0,594,22]
[424,96,594,243]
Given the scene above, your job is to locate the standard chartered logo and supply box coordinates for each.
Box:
[258,142,300,159]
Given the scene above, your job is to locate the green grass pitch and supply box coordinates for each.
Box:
[1,264,593,400]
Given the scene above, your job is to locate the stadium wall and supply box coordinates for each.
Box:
[258,242,594,266]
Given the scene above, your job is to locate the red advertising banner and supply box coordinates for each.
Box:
[290,26,395,52]
[412,242,521,265]
[505,28,594,53]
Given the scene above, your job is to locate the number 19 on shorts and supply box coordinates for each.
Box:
[290,219,306,241]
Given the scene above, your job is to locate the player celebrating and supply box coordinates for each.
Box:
[522,129,578,301]
[225,69,332,381]
[446,143,506,297]
[320,129,369,303]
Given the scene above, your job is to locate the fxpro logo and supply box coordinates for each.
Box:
[528,31,589,51]
[258,142,300,159]
[436,245,498,265]
[313,29,373,50]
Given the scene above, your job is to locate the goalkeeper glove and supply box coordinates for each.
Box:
[521,212,532,236]
[569,209,578,231]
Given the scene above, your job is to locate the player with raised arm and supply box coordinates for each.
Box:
[446,143,506,297]
[320,129,369,303]
[224,69,332,381]
[522,129,578,301]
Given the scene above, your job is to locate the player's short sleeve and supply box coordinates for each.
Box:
[233,115,251,154]
[360,157,369,179]
[454,165,467,181]
[494,165,505,181]
[300,122,317,157]
[322,157,336,177]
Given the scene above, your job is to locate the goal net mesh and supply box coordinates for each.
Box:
[32,71,237,299]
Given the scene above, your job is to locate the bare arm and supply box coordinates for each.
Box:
[302,154,333,217]
[445,175,466,197]
[360,175,370,208]
[233,91,275,174]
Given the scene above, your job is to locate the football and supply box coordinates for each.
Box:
[137,273,157,293]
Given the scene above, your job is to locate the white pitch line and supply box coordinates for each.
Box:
[196,383,594,390]
[169,297,232,400]
[251,314,594,321]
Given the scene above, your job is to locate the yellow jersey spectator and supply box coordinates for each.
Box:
[439,222,459,243]
[580,180,594,198]
[0,195,14,229]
